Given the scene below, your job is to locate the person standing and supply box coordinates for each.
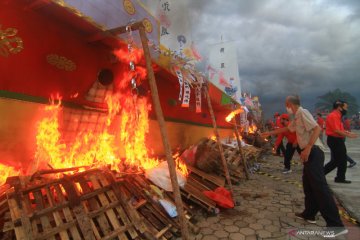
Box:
[274,113,301,173]
[261,95,347,237]
[274,112,285,156]
[324,100,358,183]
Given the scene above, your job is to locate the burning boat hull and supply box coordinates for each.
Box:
[0,1,234,172]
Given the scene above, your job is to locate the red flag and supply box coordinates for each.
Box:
[218,71,231,87]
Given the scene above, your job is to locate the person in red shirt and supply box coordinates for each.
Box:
[277,114,301,173]
[317,113,325,142]
[324,100,358,183]
[274,112,285,156]
[343,117,351,131]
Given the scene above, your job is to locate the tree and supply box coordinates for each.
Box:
[315,89,359,116]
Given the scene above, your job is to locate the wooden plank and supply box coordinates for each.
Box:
[182,183,216,211]
[72,205,96,240]
[33,190,56,240]
[45,187,70,240]
[97,174,139,239]
[187,165,225,187]
[7,198,28,240]
[89,175,127,240]
[54,185,82,240]
[78,179,112,237]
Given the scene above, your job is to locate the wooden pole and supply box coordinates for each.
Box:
[232,119,250,179]
[204,86,235,202]
[138,25,190,240]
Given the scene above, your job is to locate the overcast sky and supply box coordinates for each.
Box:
[143,0,360,118]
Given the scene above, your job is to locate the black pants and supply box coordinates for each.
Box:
[284,142,301,169]
[302,146,343,227]
[276,140,285,155]
[324,136,347,181]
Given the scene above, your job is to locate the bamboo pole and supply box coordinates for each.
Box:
[204,85,235,202]
[232,119,250,179]
[138,25,190,240]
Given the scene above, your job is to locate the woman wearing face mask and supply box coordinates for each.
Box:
[324,100,358,183]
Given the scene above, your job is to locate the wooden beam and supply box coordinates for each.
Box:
[138,24,190,240]
[204,85,235,203]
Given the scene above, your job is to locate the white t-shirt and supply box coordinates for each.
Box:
[288,107,324,150]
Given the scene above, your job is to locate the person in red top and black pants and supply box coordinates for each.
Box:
[277,114,301,173]
[324,100,358,183]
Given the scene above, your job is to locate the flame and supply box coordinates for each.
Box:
[210,135,217,141]
[225,108,244,122]
[248,124,257,134]
[0,163,20,185]
[33,92,187,176]
[29,45,188,179]
[173,152,189,177]
[119,96,159,170]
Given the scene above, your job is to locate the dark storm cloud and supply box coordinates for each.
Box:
[186,0,360,117]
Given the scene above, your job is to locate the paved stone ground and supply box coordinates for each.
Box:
[188,146,360,240]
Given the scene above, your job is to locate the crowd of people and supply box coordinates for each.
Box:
[261,95,358,237]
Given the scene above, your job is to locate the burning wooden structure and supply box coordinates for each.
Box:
[1,167,193,240]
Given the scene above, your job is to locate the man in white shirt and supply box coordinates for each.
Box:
[261,95,347,237]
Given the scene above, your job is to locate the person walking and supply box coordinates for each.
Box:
[273,113,301,173]
[343,117,357,168]
[274,112,285,156]
[324,100,358,183]
[261,95,348,237]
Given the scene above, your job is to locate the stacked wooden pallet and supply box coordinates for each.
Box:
[1,169,184,240]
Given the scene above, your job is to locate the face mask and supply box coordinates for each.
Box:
[340,108,347,116]
[286,107,293,115]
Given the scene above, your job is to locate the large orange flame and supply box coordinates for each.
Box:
[31,45,188,179]
[225,108,244,122]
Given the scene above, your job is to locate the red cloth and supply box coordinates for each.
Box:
[344,119,351,131]
[317,117,325,130]
[275,116,282,128]
[276,120,297,145]
[203,187,234,208]
[326,110,344,138]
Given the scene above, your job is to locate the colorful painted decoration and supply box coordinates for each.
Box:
[123,0,136,15]
[0,25,23,57]
[46,54,76,71]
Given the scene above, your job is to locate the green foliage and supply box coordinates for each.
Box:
[315,89,359,115]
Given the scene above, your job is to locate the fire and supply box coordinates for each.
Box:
[0,163,20,185]
[119,95,159,170]
[248,124,257,134]
[30,45,188,179]
[225,108,244,122]
[33,93,186,175]
[173,152,189,177]
[210,135,217,141]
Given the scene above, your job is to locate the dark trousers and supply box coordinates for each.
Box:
[276,139,285,155]
[330,152,356,164]
[302,146,343,227]
[324,136,347,180]
[284,142,301,169]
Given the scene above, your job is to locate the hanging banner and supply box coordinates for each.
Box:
[181,81,190,107]
[195,86,201,113]
[174,67,183,101]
